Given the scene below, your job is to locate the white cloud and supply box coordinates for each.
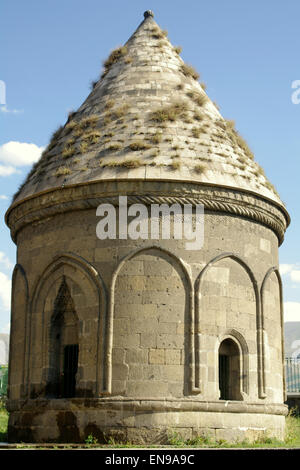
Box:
[0,141,44,167]
[0,253,13,270]
[1,322,10,334]
[279,264,294,275]
[0,105,23,114]
[0,195,8,200]
[0,164,18,177]
[279,263,300,285]
[0,272,11,311]
[290,270,300,283]
[284,302,300,322]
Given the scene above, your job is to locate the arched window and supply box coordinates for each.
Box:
[47,277,79,398]
[218,338,242,401]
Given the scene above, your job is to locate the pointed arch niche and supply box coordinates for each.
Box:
[28,253,107,398]
[217,331,249,401]
[108,246,193,397]
[261,267,285,402]
[47,276,79,398]
[9,264,29,400]
[195,253,261,399]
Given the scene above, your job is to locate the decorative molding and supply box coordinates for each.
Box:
[5,181,289,245]
[6,397,289,416]
[217,330,250,396]
[29,252,107,396]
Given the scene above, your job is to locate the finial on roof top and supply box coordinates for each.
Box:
[144,10,154,18]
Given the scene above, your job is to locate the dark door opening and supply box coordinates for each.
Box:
[218,338,242,400]
[219,354,229,400]
[63,344,78,398]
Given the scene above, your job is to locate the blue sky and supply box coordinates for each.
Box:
[0,0,300,333]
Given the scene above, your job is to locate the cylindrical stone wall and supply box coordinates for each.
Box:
[5,181,289,443]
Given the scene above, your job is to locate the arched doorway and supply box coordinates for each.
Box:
[218,338,242,401]
[47,277,79,398]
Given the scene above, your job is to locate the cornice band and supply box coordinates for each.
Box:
[5,180,289,244]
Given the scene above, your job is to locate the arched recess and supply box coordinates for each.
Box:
[8,264,29,399]
[195,253,264,398]
[217,330,249,400]
[28,253,107,398]
[261,267,285,402]
[107,246,194,396]
[47,276,79,398]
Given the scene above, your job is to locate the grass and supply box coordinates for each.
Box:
[170,159,181,170]
[194,163,206,174]
[150,132,162,144]
[0,405,8,442]
[101,46,128,78]
[120,159,142,168]
[194,111,203,122]
[149,149,159,158]
[186,91,207,107]
[157,40,167,50]
[151,27,168,40]
[90,80,97,90]
[106,143,122,152]
[103,131,115,138]
[62,143,76,159]
[124,56,133,64]
[64,120,78,135]
[104,104,129,125]
[79,142,88,154]
[104,99,115,110]
[215,119,226,130]
[173,46,182,55]
[225,119,254,160]
[81,130,101,145]
[192,127,202,138]
[102,158,142,169]
[129,140,151,151]
[180,63,200,81]
[151,102,189,123]
[167,413,300,448]
[79,115,98,130]
[111,104,129,119]
[55,167,71,177]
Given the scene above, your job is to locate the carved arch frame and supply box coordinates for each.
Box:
[9,264,29,399]
[28,253,107,397]
[261,267,285,401]
[107,245,194,395]
[195,252,265,398]
[216,329,250,399]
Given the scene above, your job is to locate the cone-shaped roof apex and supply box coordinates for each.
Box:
[12,11,283,207]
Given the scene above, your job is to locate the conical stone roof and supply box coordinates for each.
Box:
[13,11,283,206]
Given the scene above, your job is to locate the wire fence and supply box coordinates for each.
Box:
[285,357,300,393]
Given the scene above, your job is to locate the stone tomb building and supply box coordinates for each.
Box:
[5,11,290,443]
